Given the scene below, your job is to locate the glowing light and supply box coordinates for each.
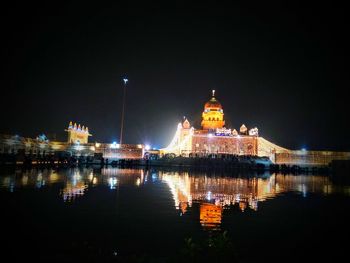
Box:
[248,127,259,136]
[110,142,120,149]
[95,143,101,148]
[206,191,212,200]
[145,144,151,151]
[208,133,213,138]
[109,177,118,189]
[215,128,232,136]
[92,177,98,185]
[75,145,83,151]
[137,144,142,149]
[123,78,128,84]
[135,178,141,186]
[90,146,95,151]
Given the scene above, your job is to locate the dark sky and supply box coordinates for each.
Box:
[1,2,349,151]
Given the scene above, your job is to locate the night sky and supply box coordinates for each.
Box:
[1,2,349,151]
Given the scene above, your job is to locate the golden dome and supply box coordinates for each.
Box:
[204,96,222,109]
[201,90,225,130]
[204,90,222,109]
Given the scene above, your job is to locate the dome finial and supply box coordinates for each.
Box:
[212,89,215,97]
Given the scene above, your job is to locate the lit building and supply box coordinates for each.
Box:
[201,89,225,130]
[161,90,274,157]
[160,90,350,165]
[0,122,145,161]
[65,121,92,144]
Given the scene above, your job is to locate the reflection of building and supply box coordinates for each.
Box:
[0,168,147,201]
[62,181,88,202]
[160,171,345,229]
[200,203,222,230]
[160,91,350,165]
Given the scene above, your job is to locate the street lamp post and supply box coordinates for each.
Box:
[120,77,128,145]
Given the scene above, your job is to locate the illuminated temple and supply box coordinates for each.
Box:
[160,90,350,165]
[0,91,349,166]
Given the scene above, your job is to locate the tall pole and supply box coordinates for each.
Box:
[120,77,128,145]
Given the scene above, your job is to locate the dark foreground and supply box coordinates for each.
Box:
[1,167,349,262]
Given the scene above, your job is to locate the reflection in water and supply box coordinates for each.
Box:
[0,168,146,201]
[159,171,349,229]
[61,170,90,202]
[200,203,223,230]
[1,168,349,229]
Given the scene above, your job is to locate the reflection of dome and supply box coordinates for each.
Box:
[204,96,222,109]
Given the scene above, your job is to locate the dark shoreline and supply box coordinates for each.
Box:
[1,153,349,178]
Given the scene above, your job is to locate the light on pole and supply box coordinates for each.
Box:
[120,77,128,145]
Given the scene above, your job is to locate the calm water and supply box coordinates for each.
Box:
[1,167,349,262]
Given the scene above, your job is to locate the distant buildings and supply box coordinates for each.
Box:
[0,122,145,162]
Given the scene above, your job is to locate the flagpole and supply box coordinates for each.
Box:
[120,77,128,145]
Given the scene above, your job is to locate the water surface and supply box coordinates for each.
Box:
[1,167,349,262]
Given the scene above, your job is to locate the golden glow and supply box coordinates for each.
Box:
[200,203,222,229]
[201,92,225,130]
[65,122,92,144]
[159,171,347,229]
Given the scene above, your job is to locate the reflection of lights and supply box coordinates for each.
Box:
[251,200,258,211]
[206,191,212,200]
[109,177,118,189]
[162,174,192,211]
[239,201,247,212]
[92,177,98,185]
[88,172,93,181]
[21,176,28,186]
[136,178,141,186]
[145,144,151,151]
[152,173,157,182]
[62,182,88,202]
[302,184,307,197]
[36,174,43,188]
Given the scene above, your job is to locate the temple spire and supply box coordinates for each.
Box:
[212,89,215,97]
